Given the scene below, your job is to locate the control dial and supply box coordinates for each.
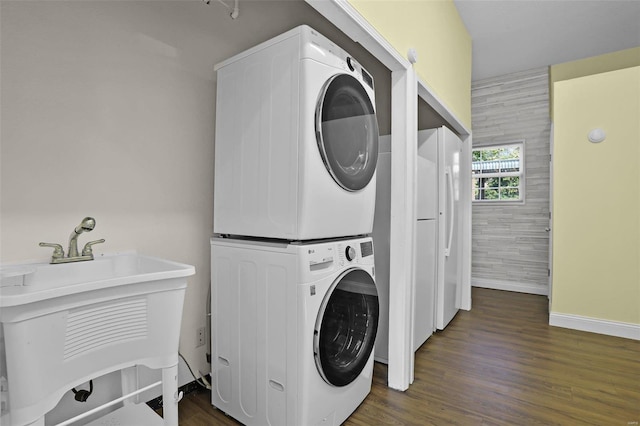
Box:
[345,246,356,262]
[346,57,355,71]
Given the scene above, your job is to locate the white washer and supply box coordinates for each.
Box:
[213,25,379,240]
[210,236,378,426]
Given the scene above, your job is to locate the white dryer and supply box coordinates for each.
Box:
[214,25,379,240]
[210,236,378,426]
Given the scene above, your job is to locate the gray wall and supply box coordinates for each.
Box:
[471,67,550,293]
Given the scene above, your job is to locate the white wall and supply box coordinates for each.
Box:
[1,0,390,421]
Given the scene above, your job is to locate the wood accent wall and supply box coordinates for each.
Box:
[471,67,550,292]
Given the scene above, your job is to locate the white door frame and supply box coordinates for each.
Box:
[389,67,418,388]
[548,122,554,310]
[306,0,471,391]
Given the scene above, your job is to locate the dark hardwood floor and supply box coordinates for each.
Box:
[175,288,640,425]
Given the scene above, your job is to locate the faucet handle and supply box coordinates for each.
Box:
[82,239,105,257]
[39,242,64,260]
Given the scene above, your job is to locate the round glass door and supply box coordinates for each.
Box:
[316,74,379,192]
[314,268,379,387]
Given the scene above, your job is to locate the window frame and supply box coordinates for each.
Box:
[472,141,525,204]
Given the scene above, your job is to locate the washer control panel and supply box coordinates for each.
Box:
[337,239,374,266]
[302,237,375,274]
[307,245,335,272]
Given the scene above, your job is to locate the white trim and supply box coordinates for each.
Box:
[417,78,470,136]
[549,312,640,341]
[548,122,554,308]
[387,67,417,391]
[472,277,548,296]
[305,0,409,72]
[459,134,473,311]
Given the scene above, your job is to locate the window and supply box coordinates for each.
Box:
[472,142,524,202]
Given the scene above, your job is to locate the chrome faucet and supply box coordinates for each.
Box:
[68,217,95,257]
[40,217,105,264]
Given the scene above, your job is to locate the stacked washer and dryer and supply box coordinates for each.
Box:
[210,25,380,426]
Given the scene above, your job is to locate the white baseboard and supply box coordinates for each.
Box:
[472,277,548,296]
[374,356,388,365]
[549,312,640,341]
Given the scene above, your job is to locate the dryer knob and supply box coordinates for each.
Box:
[345,246,356,262]
[346,57,355,72]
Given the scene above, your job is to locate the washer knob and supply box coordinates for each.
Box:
[345,246,356,262]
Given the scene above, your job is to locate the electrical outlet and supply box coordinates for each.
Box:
[197,326,206,348]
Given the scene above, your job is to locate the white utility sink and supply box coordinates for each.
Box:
[0,253,194,426]
[0,252,194,305]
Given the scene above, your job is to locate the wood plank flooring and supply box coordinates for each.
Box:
[175,288,640,425]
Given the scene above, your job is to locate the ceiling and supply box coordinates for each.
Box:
[453,0,640,81]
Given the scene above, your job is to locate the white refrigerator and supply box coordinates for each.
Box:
[419,126,463,331]
[373,126,463,362]
[372,135,392,363]
[414,153,437,350]
[373,134,439,361]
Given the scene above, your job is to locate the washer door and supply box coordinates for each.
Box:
[316,74,379,192]
[314,268,379,387]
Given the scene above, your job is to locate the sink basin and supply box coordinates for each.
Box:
[0,252,194,307]
[0,252,194,426]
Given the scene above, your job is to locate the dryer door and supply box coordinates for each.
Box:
[316,74,379,192]
[314,268,379,387]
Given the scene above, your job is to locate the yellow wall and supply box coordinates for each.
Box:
[349,0,471,129]
[552,66,640,324]
[550,46,640,118]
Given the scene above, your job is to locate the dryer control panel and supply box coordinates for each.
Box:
[301,26,375,91]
